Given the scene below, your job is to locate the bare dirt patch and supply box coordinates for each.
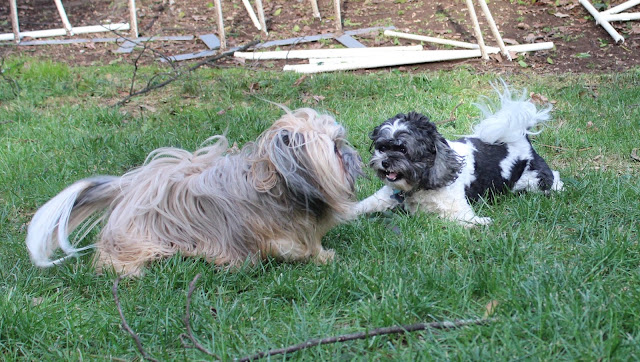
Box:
[1,0,639,74]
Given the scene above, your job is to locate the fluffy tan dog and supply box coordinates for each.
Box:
[26,108,362,276]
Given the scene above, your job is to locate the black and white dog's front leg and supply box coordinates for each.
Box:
[354,185,402,216]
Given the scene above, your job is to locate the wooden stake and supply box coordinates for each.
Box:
[241,0,262,30]
[385,30,482,49]
[214,0,227,49]
[129,0,139,38]
[310,0,321,19]
[476,0,511,60]
[53,0,74,35]
[580,0,625,43]
[9,0,20,43]
[255,0,268,36]
[601,12,640,21]
[334,0,342,30]
[602,0,640,14]
[465,0,488,60]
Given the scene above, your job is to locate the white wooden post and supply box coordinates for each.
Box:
[214,0,226,49]
[476,0,511,60]
[129,0,139,38]
[241,0,262,30]
[580,0,625,43]
[334,0,342,30]
[385,30,481,49]
[53,0,74,35]
[255,0,268,36]
[602,0,640,14]
[465,0,488,60]
[310,0,321,19]
[9,0,20,43]
[601,13,640,21]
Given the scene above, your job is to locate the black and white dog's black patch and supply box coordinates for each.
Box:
[355,84,563,226]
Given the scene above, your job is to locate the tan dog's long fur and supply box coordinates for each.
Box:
[26,108,362,276]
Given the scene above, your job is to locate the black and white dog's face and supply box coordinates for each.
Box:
[369,112,463,192]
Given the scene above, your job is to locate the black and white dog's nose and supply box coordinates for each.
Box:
[382,160,390,169]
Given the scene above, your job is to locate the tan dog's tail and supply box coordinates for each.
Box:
[26,176,119,267]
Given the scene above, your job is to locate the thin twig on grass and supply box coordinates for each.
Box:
[112,274,159,362]
[235,317,495,361]
[437,98,464,125]
[179,273,221,358]
[116,40,259,106]
[539,144,593,152]
[1,57,21,98]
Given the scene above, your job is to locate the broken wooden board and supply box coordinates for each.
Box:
[234,45,423,60]
[115,35,195,53]
[283,42,554,73]
[166,26,395,62]
[334,35,366,48]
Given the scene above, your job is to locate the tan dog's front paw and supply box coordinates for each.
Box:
[314,248,336,264]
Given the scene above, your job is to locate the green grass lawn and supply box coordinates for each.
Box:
[1,58,639,360]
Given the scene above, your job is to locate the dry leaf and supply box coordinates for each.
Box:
[554,12,570,18]
[502,38,519,45]
[631,148,640,162]
[140,104,157,112]
[524,33,538,43]
[529,92,549,104]
[293,75,308,86]
[484,300,499,318]
[32,297,45,306]
[248,82,260,93]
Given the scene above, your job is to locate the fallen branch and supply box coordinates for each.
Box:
[112,274,159,362]
[236,317,495,361]
[115,40,259,106]
[179,274,221,359]
[115,272,494,361]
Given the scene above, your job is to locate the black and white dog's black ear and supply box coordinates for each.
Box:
[405,111,432,126]
[417,127,464,190]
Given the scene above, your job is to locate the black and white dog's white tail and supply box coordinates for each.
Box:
[26,176,118,267]
[471,82,552,145]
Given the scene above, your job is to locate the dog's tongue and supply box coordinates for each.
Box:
[386,172,398,181]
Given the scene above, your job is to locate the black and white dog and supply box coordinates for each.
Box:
[355,84,563,226]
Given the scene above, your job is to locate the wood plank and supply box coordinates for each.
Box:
[334,35,366,48]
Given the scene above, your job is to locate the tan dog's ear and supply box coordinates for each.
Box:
[248,157,278,193]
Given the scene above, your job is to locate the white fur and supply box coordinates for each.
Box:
[354,185,399,214]
[380,118,409,135]
[472,82,551,144]
[27,181,98,267]
[402,140,490,226]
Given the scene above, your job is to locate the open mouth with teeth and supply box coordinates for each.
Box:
[383,170,403,182]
